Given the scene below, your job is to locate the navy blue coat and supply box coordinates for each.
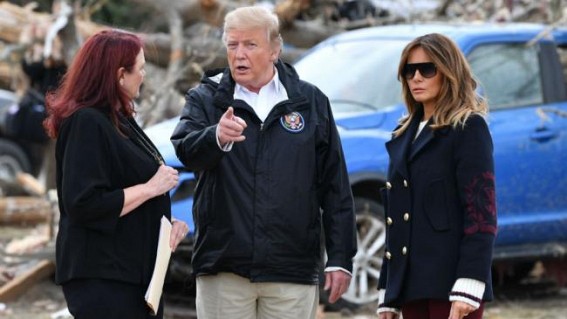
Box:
[378,108,497,307]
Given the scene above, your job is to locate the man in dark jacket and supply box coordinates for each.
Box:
[171,5,357,319]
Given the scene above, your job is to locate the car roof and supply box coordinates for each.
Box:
[324,22,567,44]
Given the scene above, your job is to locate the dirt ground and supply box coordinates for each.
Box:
[1,275,567,318]
[1,225,567,319]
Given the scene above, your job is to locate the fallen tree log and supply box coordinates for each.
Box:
[0,197,52,226]
[16,173,45,197]
[0,2,105,45]
[0,0,328,60]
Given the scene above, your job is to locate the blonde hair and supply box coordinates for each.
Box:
[393,33,487,137]
[222,6,283,51]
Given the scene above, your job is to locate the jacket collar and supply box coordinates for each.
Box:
[385,122,414,179]
[410,113,453,161]
[203,60,304,111]
[203,60,309,125]
[409,118,434,161]
[386,106,455,177]
[385,107,425,179]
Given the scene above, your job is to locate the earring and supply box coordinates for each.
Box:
[119,79,124,86]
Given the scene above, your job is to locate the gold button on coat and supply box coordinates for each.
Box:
[402,246,407,255]
[386,251,392,259]
[387,217,393,225]
[403,180,408,187]
[403,213,409,221]
[386,181,392,189]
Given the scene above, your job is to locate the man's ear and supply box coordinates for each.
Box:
[271,47,280,63]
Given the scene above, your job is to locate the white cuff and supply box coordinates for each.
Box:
[376,289,400,315]
[376,306,400,315]
[215,125,233,152]
[378,289,385,305]
[449,278,485,309]
[324,266,352,277]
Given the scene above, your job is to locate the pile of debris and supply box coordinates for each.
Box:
[1,0,565,127]
[0,173,68,318]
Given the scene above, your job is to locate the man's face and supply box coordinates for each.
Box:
[226,28,278,93]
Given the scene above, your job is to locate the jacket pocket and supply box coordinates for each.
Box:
[423,178,450,231]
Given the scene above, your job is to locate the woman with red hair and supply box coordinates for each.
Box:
[45,29,189,319]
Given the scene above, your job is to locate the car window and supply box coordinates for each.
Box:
[0,90,17,109]
[294,39,406,113]
[468,43,543,110]
[0,98,12,109]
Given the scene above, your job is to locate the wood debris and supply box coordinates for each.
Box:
[0,197,52,226]
[0,259,55,302]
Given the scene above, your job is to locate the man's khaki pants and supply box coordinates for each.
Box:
[196,272,319,319]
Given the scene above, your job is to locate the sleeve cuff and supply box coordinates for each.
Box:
[378,288,385,305]
[324,266,352,277]
[449,278,485,309]
[215,124,233,152]
[376,289,400,315]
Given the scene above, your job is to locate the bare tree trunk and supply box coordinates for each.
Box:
[437,0,454,16]
[128,0,237,28]
[139,5,187,127]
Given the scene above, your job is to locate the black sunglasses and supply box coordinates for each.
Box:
[403,62,437,80]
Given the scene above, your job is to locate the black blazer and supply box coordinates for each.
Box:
[378,108,497,307]
[54,107,171,286]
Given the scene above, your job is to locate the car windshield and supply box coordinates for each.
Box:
[0,90,16,109]
[294,39,407,114]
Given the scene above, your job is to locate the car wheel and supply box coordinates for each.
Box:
[0,138,32,182]
[342,197,386,307]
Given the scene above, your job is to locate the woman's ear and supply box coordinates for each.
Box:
[117,67,125,86]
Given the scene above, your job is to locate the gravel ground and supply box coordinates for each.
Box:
[1,278,566,319]
[1,225,566,319]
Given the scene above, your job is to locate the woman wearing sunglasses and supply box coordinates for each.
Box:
[376,33,497,319]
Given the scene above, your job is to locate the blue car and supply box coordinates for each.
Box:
[145,22,567,307]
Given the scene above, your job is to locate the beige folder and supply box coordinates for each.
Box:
[145,215,172,316]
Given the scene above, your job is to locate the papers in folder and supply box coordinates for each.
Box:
[145,215,172,316]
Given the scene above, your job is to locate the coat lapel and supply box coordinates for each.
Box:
[409,121,434,161]
[386,139,409,180]
[386,114,422,180]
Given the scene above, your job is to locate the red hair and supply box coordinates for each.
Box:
[44,29,143,138]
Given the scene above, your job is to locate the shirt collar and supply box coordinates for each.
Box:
[235,67,282,96]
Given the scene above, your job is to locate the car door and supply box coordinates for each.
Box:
[466,38,567,253]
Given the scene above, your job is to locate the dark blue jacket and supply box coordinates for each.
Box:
[171,60,357,284]
[378,108,497,307]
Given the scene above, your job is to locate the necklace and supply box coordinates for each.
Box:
[123,116,164,165]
